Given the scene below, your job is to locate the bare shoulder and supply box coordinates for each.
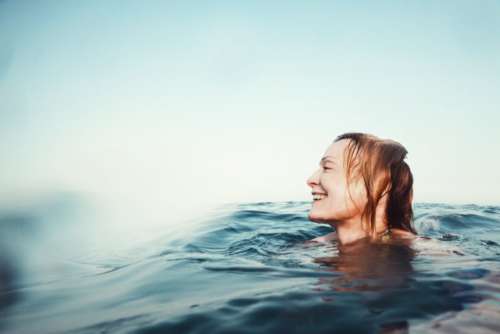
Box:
[311,231,337,243]
[390,228,417,239]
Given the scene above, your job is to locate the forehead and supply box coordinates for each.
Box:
[323,139,350,162]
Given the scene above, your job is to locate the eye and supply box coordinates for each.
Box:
[322,166,332,171]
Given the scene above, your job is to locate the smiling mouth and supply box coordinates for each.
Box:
[312,194,327,201]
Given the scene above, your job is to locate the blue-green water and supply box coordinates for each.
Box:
[1,201,499,333]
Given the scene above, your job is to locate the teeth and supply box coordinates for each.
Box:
[313,194,327,200]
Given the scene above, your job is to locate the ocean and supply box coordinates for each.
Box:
[1,201,499,333]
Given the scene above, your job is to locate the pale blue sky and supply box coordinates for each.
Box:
[1,1,499,232]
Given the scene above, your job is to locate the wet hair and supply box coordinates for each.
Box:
[334,132,417,239]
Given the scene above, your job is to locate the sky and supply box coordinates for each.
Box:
[0,0,499,238]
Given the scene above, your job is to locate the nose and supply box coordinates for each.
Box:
[306,168,321,188]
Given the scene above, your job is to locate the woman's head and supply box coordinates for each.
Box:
[307,132,416,240]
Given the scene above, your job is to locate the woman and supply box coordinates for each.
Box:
[307,132,417,245]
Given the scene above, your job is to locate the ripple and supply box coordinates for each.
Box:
[2,201,500,334]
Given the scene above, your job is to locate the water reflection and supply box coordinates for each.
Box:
[313,238,416,292]
[309,239,417,333]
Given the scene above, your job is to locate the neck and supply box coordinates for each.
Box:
[334,215,389,246]
[333,193,391,246]
[334,216,369,246]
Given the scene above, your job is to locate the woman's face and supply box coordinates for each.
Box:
[306,139,367,224]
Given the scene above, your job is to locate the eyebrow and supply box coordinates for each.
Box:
[319,156,338,165]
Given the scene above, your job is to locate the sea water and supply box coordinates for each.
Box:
[1,201,499,333]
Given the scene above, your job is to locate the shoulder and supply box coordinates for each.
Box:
[311,231,337,243]
[390,228,417,239]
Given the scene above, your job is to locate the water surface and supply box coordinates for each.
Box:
[1,201,499,333]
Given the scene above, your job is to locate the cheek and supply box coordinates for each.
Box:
[328,177,367,214]
[320,175,345,204]
[346,178,368,210]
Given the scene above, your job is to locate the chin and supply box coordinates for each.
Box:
[308,211,331,224]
